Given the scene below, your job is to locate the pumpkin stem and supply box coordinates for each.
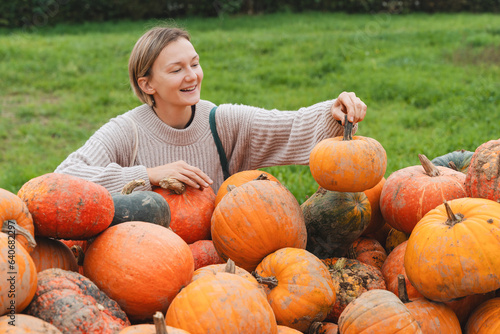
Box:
[159,178,186,195]
[227,184,236,193]
[70,245,85,266]
[397,274,410,303]
[153,311,168,334]
[254,173,269,181]
[448,161,459,171]
[418,154,441,177]
[1,220,37,249]
[444,200,464,226]
[121,179,146,195]
[308,322,323,334]
[332,257,347,272]
[347,244,357,260]
[224,259,236,274]
[252,271,278,289]
[342,114,353,141]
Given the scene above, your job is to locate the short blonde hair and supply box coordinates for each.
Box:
[128,27,191,106]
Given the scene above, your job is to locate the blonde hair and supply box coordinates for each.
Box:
[128,26,191,106]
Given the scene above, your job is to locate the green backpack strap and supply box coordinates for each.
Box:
[209,106,231,180]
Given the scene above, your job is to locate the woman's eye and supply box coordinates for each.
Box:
[192,63,199,67]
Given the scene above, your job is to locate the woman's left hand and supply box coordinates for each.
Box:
[330,91,367,125]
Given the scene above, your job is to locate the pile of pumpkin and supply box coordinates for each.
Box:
[1,124,500,333]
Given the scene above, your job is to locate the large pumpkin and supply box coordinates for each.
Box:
[465,139,500,203]
[166,271,278,333]
[337,289,422,333]
[83,221,194,323]
[111,179,170,228]
[211,178,307,272]
[0,188,36,253]
[30,236,78,273]
[17,173,114,240]
[26,268,130,333]
[404,198,500,302]
[302,188,371,259]
[215,170,279,207]
[380,154,467,234]
[464,297,500,334]
[0,234,37,316]
[0,314,63,333]
[253,247,336,332]
[309,119,387,193]
[153,178,215,244]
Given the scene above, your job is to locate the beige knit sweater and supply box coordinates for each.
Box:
[54,99,353,194]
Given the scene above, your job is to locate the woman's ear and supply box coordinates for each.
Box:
[137,77,156,95]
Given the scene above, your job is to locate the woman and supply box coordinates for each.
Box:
[55,26,367,194]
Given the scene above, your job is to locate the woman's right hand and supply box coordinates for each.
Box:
[147,160,213,190]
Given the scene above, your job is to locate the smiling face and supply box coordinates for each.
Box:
[139,37,203,115]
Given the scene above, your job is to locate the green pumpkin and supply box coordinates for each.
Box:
[111,180,170,228]
[431,149,474,173]
[301,187,371,259]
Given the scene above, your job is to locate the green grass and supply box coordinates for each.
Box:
[1,12,499,203]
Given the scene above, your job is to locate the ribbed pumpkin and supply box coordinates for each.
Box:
[111,179,170,228]
[30,237,78,273]
[0,188,36,253]
[118,312,189,334]
[380,154,467,234]
[17,173,114,240]
[83,221,194,323]
[347,236,387,271]
[191,259,256,283]
[381,241,423,300]
[404,198,500,302]
[153,178,215,244]
[0,234,37,316]
[166,272,278,333]
[431,149,474,173]
[464,297,500,334]
[444,292,496,328]
[397,275,461,333]
[465,139,500,202]
[215,170,279,207]
[302,188,371,259]
[277,325,303,333]
[309,119,387,192]
[253,248,336,332]
[189,239,224,270]
[361,177,386,235]
[338,289,422,333]
[26,268,130,333]
[0,314,63,333]
[211,178,307,272]
[322,257,386,323]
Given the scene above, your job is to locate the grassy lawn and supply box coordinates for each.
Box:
[1,12,499,203]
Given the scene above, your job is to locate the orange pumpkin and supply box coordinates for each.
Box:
[405,198,500,302]
[153,179,215,244]
[347,236,387,270]
[0,234,37,316]
[444,292,496,328]
[465,139,500,202]
[361,177,386,235]
[464,297,500,333]
[189,239,224,270]
[30,237,78,273]
[338,289,422,333]
[309,120,387,193]
[0,188,36,253]
[191,260,256,284]
[17,173,114,240]
[0,313,63,333]
[397,275,461,333]
[118,312,189,334]
[381,241,423,300]
[380,154,467,234]
[211,178,307,272]
[83,221,194,323]
[253,248,336,332]
[277,325,303,333]
[166,272,278,333]
[215,170,279,207]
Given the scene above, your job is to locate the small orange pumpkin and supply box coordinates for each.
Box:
[309,119,387,193]
[347,236,387,271]
[405,198,500,302]
[30,237,78,273]
[464,297,500,333]
[189,239,224,270]
[118,312,189,334]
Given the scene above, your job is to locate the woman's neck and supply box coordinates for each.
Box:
[153,103,193,129]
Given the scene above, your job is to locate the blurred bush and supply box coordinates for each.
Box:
[2,0,499,29]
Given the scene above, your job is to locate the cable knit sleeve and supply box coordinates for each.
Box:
[54,115,151,193]
[216,99,358,172]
